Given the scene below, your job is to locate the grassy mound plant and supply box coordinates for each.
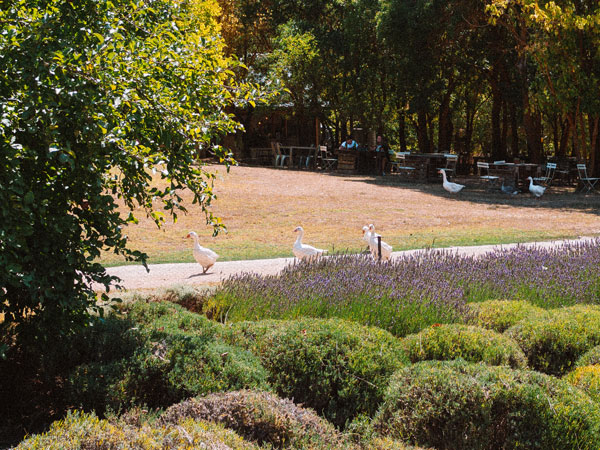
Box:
[565,365,600,402]
[373,360,600,450]
[466,299,545,332]
[401,323,527,368]
[506,305,600,375]
[220,317,408,428]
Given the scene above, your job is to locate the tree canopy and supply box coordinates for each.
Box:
[0,0,260,351]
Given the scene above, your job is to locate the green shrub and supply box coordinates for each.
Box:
[119,284,208,314]
[15,410,261,449]
[466,300,546,332]
[401,324,527,368]
[220,318,408,428]
[373,360,600,450]
[363,437,431,450]
[506,305,600,375]
[576,345,600,367]
[565,365,600,402]
[160,390,348,449]
[68,302,269,413]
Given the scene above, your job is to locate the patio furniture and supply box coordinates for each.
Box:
[533,162,557,186]
[248,147,272,166]
[390,153,416,178]
[437,154,458,179]
[477,162,500,188]
[336,150,358,174]
[576,164,600,193]
[317,145,337,170]
[272,142,290,167]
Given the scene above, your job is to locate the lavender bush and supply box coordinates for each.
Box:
[207,239,600,336]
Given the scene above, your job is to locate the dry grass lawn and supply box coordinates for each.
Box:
[101,164,600,266]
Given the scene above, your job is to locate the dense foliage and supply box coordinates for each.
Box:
[207,239,600,336]
[401,324,527,368]
[466,299,546,332]
[220,317,408,428]
[15,411,262,450]
[223,0,600,171]
[67,302,269,414]
[0,0,259,351]
[160,390,348,449]
[506,305,600,375]
[374,360,600,450]
[565,365,600,403]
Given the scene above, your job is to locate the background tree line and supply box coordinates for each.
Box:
[218,0,600,173]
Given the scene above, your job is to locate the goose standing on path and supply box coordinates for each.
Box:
[368,224,393,261]
[362,225,375,257]
[526,176,546,198]
[293,226,327,262]
[186,231,219,274]
[439,169,465,194]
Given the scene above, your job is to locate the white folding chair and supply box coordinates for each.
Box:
[533,162,557,186]
[477,162,500,189]
[438,154,458,179]
[317,145,337,170]
[576,164,600,193]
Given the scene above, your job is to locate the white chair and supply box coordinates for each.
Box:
[390,154,416,177]
[493,160,506,165]
[477,162,500,188]
[438,154,458,178]
[576,164,600,193]
[317,145,337,170]
[533,162,557,186]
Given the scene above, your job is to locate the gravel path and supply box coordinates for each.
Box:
[102,237,596,292]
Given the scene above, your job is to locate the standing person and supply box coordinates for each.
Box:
[339,135,358,151]
[375,135,390,176]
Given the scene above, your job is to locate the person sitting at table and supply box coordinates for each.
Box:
[375,135,389,176]
[339,135,358,151]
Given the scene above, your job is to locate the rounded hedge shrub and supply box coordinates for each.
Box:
[565,365,600,402]
[220,318,408,428]
[466,300,546,332]
[373,360,600,450]
[15,410,261,449]
[160,390,348,449]
[68,302,269,413]
[401,324,527,368]
[576,345,600,368]
[363,437,431,450]
[506,305,600,375]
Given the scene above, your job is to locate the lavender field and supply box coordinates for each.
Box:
[207,239,600,336]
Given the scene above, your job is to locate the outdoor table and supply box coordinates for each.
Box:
[489,162,540,188]
[279,146,317,169]
[403,153,446,181]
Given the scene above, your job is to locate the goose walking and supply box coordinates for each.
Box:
[186,231,219,274]
[293,226,327,262]
[439,169,465,194]
[526,176,546,198]
[368,224,393,261]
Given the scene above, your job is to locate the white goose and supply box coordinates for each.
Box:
[293,226,327,262]
[526,176,546,198]
[186,231,219,274]
[362,225,376,257]
[368,224,393,261]
[439,169,465,194]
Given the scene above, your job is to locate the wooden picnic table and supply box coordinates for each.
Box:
[403,153,447,181]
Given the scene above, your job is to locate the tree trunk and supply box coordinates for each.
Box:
[510,102,519,160]
[398,106,407,152]
[416,110,431,153]
[438,85,454,154]
[490,75,503,161]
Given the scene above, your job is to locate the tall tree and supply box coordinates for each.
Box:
[0,0,259,352]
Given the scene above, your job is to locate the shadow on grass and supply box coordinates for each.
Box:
[337,172,600,215]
